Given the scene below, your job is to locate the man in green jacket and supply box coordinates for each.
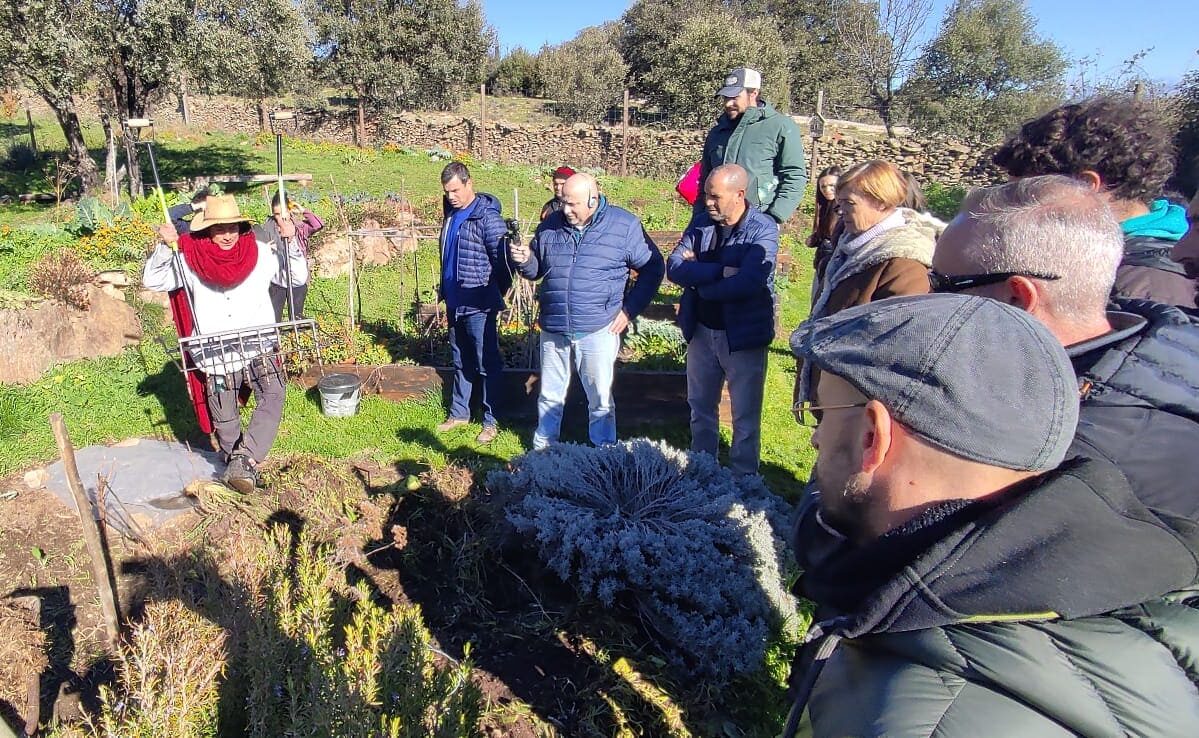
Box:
[695,67,807,227]
[785,293,1199,737]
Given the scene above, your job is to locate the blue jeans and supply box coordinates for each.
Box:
[448,308,503,427]
[534,328,620,449]
[686,324,767,474]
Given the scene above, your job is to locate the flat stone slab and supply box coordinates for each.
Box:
[38,438,220,536]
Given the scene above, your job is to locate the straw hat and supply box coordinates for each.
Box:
[189,194,251,231]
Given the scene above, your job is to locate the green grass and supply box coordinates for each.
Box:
[0,133,822,738]
[0,129,818,488]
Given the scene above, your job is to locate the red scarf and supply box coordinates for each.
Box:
[179,229,258,288]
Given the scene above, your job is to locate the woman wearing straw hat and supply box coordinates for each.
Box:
[143,194,306,492]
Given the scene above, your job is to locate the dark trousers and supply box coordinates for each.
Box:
[206,356,286,462]
[270,282,309,322]
[448,308,503,427]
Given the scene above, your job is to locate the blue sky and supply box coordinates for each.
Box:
[481,0,1198,86]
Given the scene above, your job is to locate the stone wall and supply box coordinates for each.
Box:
[32,93,1005,188]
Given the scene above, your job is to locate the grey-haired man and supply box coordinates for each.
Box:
[783,293,1199,737]
[930,175,1199,521]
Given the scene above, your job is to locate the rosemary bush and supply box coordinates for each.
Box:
[490,439,798,680]
[53,527,482,738]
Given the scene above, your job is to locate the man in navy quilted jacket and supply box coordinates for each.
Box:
[436,162,512,444]
[669,164,778,475]
[511,173,665,448]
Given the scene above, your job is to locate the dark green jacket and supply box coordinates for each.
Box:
[785,458,1199,737]
[699,102,807,225]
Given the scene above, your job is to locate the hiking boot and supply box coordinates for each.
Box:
[475,425,498,444]
[222,453,261,494]
[436,417,469,433]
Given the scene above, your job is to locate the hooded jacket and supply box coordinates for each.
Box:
[699,101,807,224]
[785,458,1199,737]
[1069,298,1199,520]
[1114,199,1197,308]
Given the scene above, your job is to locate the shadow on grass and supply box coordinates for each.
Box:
[137,142,267,190]
[135,359,206,448]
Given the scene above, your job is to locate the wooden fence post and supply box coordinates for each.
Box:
[621,89,630,177]
[479,84,487,161]
[49,413,121,652]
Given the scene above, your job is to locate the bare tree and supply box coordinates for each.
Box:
[834,0,935,136]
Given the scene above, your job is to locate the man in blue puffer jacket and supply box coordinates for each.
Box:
[669,164,778,474]
[511,173,664,448]
[436,163,513,444]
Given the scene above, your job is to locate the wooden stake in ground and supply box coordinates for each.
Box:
[479,83,487,161]
[49,413,121,651]
[621,89,630,177]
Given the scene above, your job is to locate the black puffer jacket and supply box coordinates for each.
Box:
[1114,236,1198,308]
[1069,299,1199,520]
[785,458,1199,738]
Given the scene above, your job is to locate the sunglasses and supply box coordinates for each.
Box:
[928,270,1061,293]
[791,400,868,427]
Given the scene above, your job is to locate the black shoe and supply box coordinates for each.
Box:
[222,454,261,494]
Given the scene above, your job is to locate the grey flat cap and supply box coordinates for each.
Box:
[791,294,1079,472]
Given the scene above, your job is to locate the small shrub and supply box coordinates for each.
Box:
[86,601,227,738]
[3,142,38,171]
[489,439,799,681]
[0,223,76,293]
[281,315,392,374]
[925,181,968,222]
[622,318,685,370]
[74,217,156,264]
[28,248,92,309]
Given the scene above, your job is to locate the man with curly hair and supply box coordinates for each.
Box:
[993,96,1197,308]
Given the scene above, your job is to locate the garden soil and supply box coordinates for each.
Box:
[1,444,713,737]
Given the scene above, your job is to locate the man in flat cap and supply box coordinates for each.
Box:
[694,67,806,228]
[782,293,1199,737]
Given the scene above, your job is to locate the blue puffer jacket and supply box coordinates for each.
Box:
[518,197,665,335]
[439,192,512,310]
[1068,298,1199,520]
[667,205,778,352]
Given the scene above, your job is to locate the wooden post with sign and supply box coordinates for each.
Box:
[621,89,630,177]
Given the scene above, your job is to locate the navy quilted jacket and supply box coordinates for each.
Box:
[668,205,778,352]
[1068,298,1199,520]
[517,198,664,335]
[438,192,512,310]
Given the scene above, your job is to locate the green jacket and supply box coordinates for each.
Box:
[699,102,807,224]
[786,458,1199,737]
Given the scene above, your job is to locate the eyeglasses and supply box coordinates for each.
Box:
[928,269,1061,294]
[792,400,868,427]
